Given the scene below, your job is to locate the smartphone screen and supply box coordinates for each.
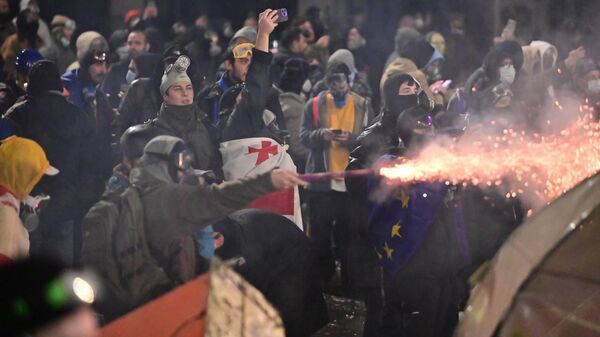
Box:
[275,8,289,23]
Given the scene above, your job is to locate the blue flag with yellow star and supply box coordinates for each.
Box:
[367,156,449,275]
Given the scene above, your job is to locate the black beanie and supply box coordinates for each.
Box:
[279,57,309,94]
[27,60,63,96]
[399,39,435,69]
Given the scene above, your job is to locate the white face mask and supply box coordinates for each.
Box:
[60,37,70,47]
[126,70,137,84]
[587,79,600,95]
[347,36,366,51]
[499,64,516,85]
[415,18,424,29]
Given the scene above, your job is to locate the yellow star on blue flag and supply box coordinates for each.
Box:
[397,190,410,208]
[383,242,394,259]
[391,223,402,238]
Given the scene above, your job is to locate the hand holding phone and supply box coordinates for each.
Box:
[275,8,289,23]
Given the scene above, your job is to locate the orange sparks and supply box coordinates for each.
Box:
[379,115,600,209]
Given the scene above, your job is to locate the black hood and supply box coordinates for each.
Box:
[16,9,39,46]
[399,39,435,69]
[482,40,523,81]
[134,52,161,78]
[27,60,63,96]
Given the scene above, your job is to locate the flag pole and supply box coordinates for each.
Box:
[299,169,375,182]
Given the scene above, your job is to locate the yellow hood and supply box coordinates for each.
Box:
[0,136,52,199]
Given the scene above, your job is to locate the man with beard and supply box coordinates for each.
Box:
[300,65,373,287]
[101,29,151,109]
[61,31,114,184]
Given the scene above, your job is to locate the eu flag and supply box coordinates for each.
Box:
[367,156,449,275]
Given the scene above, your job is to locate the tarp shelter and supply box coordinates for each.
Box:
[455,172,600,337]
[101,275,209,337]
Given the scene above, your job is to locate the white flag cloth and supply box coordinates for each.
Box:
[220,137,303,230]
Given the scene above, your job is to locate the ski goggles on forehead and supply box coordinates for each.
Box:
[232,43,254,59]
[90,51,107,64]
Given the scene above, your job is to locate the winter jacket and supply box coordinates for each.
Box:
[300,91,374,191]
[3,92,101,223]
[0,136,54,261]
[213,209,328,337]
[152,103,223,178]
[61,68,115,182]
[198,51,286,129]
[114,78,161,137]
[278,90,310,167]
[61,68,99,110]
[39,35,77,74]
[129,156,276,283]
[221,49,287,142]
[101,58,129,109]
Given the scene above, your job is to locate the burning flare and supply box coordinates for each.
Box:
[379,115,600,210]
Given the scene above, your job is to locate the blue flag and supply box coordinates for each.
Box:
[367,155,449,275]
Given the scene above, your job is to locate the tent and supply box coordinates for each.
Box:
[454,172,600,337]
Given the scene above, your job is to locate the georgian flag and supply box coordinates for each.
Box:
[220,137,303,231]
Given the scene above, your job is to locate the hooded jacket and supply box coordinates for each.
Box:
[311,49,373,100]
[129,137,277,283]
[4,61,101,224]
[0,136,51,261]
[465,40,523,111]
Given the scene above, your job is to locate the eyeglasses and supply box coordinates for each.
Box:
[232,43,254,59]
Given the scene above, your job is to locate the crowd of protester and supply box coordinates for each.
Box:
[0,0,599,336]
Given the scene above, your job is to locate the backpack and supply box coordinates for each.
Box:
[80,186,171,317]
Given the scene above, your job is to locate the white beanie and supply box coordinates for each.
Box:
[160,55,192,97]
[76,31,108,63]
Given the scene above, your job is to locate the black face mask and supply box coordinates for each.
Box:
[387,94,419,115]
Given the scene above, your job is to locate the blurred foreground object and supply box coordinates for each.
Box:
[455,172,600,337]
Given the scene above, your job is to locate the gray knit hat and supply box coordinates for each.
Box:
[160,55,192,97]
[328,49,356,73]
[230,26,257,45]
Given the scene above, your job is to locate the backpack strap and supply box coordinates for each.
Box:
[312,95,320,128]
